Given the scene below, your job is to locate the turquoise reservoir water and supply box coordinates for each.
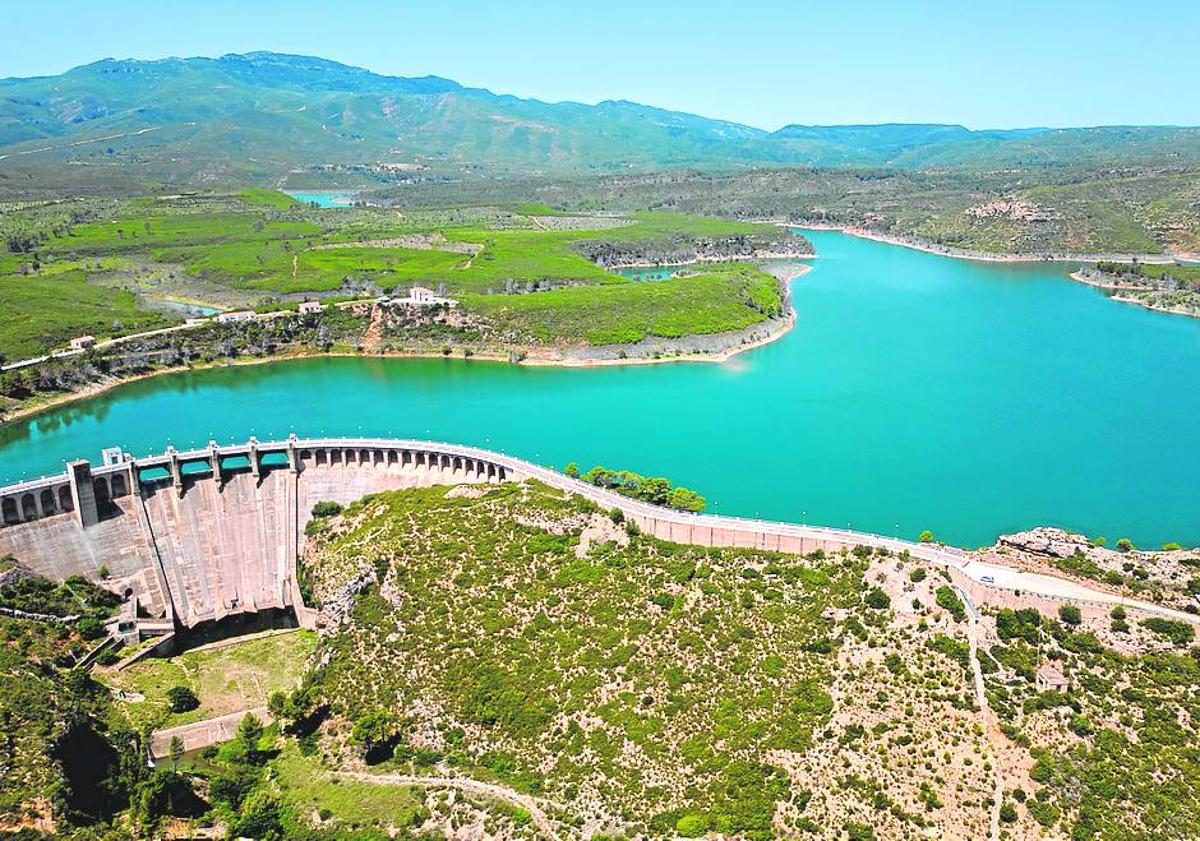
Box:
[284,191,356,208]
[2,230,1198,548]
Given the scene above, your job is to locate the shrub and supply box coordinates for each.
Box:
[1162,542,1183,551]
[918,530,935,543]
[650,592,675,611]
[999,802,1018,823]
[564,462,579,478]
[311,501,344,518]
[1027,796,1060,828]
[1116,537,1135,552]
[676,814,708,837]
[76,617,107,640]
[166,685,200,713]
[865,588,890,610]
[1058,604,1082,626]
[844,821,876,841]
[935,586,966,622]
[996,607,1042,643]
[1141,617,1195,646]
[1090,536,1107,548]
[909,568,926,583]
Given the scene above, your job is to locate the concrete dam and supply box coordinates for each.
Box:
[0,437,516,632]
[4,435,1177,643]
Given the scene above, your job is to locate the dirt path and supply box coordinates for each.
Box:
[333,770,559,837]
[955,586,1003,841]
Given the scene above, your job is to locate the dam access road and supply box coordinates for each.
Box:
[0,436,1193,644]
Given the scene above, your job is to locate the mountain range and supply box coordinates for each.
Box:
[2,51,1200,188]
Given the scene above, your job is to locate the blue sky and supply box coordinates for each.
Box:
[6,0,1198,130]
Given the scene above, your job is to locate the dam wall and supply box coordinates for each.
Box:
[10,435,1181,636]
[0,438,516,632]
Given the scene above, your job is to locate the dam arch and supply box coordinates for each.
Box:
[0,435,988,647]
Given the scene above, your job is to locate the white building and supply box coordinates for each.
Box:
[1035,662,1069,692]
[298,300,325,314]
[217,310,257,324]
[69,335,97,351]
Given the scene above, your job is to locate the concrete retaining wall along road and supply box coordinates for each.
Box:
[0,436,1195,637]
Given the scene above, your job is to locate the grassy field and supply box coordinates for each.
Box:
[0,270,169,359]
[272,743,427,828]
[100,629,317,731]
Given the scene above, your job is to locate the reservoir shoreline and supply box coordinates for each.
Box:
[1,263,809,427]
[3,230,1196,550]
[1068,270,1200,320]
[1,304,802,428]
[790,223,1192,265]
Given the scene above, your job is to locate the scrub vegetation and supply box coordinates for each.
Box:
[4,484,1200,838]
[385,166,1200,258]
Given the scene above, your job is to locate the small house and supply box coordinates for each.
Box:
[216,310,256,324]
[410,286,436,303]
[298,300,324,314]
[1035,662,1069,692]
[69,335,96,351]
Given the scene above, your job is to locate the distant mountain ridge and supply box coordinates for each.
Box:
[1,51,1199,187]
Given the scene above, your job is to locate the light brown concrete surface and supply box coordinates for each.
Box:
[149,706,271,759]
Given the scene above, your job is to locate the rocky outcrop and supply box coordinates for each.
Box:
[321,568,376,628]
[997,527,1107,560]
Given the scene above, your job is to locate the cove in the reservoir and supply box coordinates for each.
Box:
[2,230,1198,549]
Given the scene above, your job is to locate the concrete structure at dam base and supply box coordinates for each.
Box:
[1,435,1194,660]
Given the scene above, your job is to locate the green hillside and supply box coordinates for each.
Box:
[2,52,1200,194]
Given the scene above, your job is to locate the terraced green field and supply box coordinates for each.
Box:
[0,192,797,360]
[0,270,169,360]
[465,264,783,344]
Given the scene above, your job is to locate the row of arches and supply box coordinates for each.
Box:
[298,447,506,481]
[0,472,130,527]
[2,485,73,526]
